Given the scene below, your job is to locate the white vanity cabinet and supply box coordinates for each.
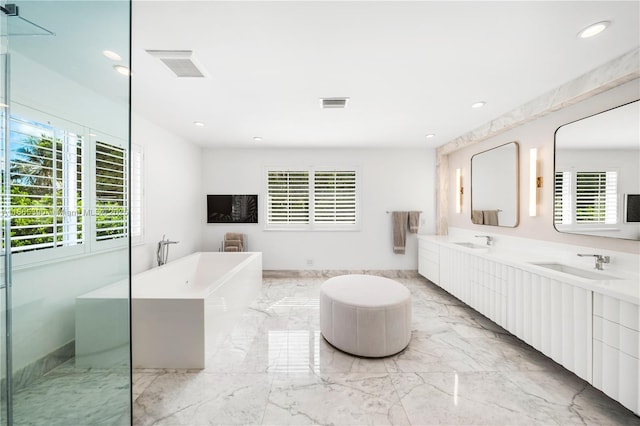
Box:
[592,293,639,414]
[505,266,592,382]
[418,238,440,284]
[417,236,638,414]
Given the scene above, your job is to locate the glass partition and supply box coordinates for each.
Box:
[2,1,131,424]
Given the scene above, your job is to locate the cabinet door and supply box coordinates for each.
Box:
[506,268,592,382]
[418,240,440,284]
[593,293,639,415]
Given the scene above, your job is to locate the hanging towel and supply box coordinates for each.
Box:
[392,211,409,254]
[471,210,484,225]
[483,210,499,226]
[408,211,421,233]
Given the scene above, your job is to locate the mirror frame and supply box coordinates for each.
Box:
[470,141,520,228]
[553,99,640,241]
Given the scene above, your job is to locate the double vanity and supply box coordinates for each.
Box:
[418,233,639,415]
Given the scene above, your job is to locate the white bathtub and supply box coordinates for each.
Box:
[76,251,262,369]
[132,251,262,369]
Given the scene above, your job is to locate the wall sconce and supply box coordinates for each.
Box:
[456,168,463,214]
[529,148,542,216]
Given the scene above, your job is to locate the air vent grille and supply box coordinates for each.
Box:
[320,97,349,109]
[145,50,205,78]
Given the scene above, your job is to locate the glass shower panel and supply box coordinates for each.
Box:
[4,1,131,425]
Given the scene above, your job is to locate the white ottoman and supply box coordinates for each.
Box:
[319,274,412,357]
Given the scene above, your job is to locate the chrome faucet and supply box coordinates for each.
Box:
[577,253,610,270]
[475,235,493,246]
[157,234,179,266]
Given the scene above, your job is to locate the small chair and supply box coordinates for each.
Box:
[222,232,246,252]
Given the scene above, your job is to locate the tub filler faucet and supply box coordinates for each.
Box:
[577,253,610,270]
[157,235,179,266]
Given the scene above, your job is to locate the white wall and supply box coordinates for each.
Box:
[130,113,204,274]
[201,148,436,270]
[447,78,640,254]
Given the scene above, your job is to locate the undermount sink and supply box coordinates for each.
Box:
[453,242,487,249]
[530,263,621,280]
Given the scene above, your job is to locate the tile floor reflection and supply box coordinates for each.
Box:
[133,276,640,425]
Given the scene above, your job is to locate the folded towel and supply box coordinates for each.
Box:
[408,211,421,233]
[224,239,243,252]
[471,210,484,224]
[483,210,499,226]
[392,211,409,254]
[225,232,245,242]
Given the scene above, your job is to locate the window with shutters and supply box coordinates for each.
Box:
[7,116,84,253]
[266,167,358,230]
[95,141,128,241]
[554,169,618,228]
[130,144,144,244]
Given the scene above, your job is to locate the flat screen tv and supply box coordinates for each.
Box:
[207,195,258,223]
[625,194,640,223]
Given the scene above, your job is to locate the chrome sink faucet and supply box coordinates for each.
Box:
[577,253,610,270]
[475,235,493,246]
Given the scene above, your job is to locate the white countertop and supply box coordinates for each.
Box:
[418,235,640,305]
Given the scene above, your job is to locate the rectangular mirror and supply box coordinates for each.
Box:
[471,141,519,227]
[554,100,640,240]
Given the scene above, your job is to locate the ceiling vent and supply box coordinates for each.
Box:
[320,97,349,109]
[145,50,206,78]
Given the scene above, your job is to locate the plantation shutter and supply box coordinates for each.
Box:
[130,144,143,242]
[267,170,310,224]
[95,141,128,240]
[575,171,617,224]
[8,117,84,252]
[313,170,357,224]
[554,171,572,225]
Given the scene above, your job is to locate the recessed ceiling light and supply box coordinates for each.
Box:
[578,21,610,39]
[88,132,97,137]
[113,65,130,76]
[471,101,486,109]
[193,121,205,127]
[425,134,435,139]
[253,137,262,142]
[102,50,122,61]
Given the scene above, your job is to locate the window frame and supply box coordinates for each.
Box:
[7,108,131,267]
[264,165,360,231]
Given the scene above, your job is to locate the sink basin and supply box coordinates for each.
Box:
[453,242,487,249]
[531,263,621,280]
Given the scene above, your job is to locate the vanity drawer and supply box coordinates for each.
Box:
[593,315,639,359]
[593,293,639,332]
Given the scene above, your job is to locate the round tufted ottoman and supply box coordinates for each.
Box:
[319,274,412,357]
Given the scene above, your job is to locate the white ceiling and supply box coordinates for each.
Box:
[9,2,640,149]
[131,1,639,149]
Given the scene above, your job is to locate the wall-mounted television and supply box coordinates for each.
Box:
[625,194,640,223]
[207,195,258,223]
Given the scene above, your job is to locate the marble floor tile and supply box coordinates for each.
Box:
[392,369,640,425]
[12,370,130,426]
[263,373,409,425]
[133,372,272,426]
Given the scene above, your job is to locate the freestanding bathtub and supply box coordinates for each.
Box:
[75,252,262,369]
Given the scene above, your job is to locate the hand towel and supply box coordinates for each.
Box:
[392,211,409,254]
[483,210,499,226]
[225,232,245,242]
[408,211,421,233]
[471,210,484,224]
